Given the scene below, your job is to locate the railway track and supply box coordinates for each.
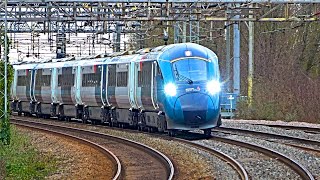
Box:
[10,115,317,179]
[249,124,320,134]
[12,119,122,180]
[170,137,249,180]
[207,134,315,180]
[11,117,175,180]
[92,123,249,180]
[95,124,250,179]
[214,127,320,153]
[11,115,248,179]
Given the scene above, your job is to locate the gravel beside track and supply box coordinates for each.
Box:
[12,118,172,180]
[48,126,171,180]
[13,115,320,179]
[16,127,114,179]
[12,116,233,179]
[222,120,320,179]
[195,140,300,180]
[222,120,320,141]
[216,134,320,179]
[223,119,320,128]
[214,126,320,154]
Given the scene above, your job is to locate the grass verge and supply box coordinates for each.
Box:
[0,126,57,179]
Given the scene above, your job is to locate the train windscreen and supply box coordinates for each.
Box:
[172,58,208,83]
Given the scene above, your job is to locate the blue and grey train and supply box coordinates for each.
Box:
[10,43,221,136]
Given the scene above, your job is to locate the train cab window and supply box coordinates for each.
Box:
[117,71,128,87]
[172,58,208,82]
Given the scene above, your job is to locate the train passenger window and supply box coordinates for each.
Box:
[82,73,101,87]
[58,74,74,87]
[116,72,128,87]
[35,70,51,87]
[108,64,116,86]
[44,75,51,86]
[138,71,142,87]
[36,75,51,87]
[58,75,61,86]
[17,75,28,86]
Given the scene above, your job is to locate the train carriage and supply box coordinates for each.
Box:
[11,63,37,116]
[11,43,221,136]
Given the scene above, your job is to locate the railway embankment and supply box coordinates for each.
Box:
[1,124,114,179]
[0,127,57,179]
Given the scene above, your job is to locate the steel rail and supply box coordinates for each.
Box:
[7,0,320,3]
[248,124,320,134]
[211,135,315,180]
[11,117,175,180]
[94,121,249,180]
[12,120,122,180]
[173,137,249,180]
[281,142,320,154]
[215,127,320,146]
[94,123,249,180]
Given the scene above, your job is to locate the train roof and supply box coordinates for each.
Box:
[12,43,217,70]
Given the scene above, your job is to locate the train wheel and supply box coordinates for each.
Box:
[148,127,154,133]
[204,129,212,137]
[168,130,176,137]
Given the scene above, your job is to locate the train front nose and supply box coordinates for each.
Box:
[173,92,220,128]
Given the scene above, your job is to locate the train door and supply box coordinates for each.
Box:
[16,69,31,102]
[74,66,82,105]
[129,61,138,109]
[115,63,130,108]
[34,69,42,102]
[136,60,158,110]
[58,67,74,104]
[107,64,117,107]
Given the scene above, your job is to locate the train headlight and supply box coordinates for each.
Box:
[206,80,221,95]
[164,83,177,96]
